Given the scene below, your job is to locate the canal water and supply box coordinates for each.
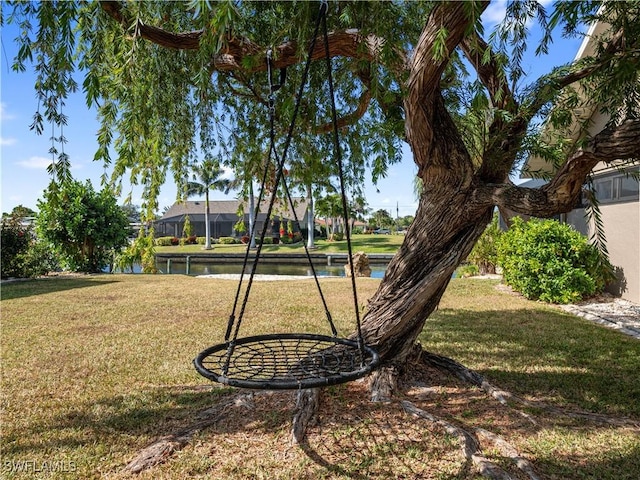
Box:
[114,260,387,278]
[154,260,387,278]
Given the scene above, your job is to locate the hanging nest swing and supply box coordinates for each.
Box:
[195,333,379,390]
[194,2,379,390]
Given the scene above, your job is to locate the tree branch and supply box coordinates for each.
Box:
[405,2,488,180]
[100,1,204,49]
[460,32,527,182]
[464,25,634,185]
[311,89,371,134]
[407,2,488,102]
[524,28,629,118]
[100,1,382,73]
[460,33,515,112]
[225,72,269,107]
[470,118,640,216]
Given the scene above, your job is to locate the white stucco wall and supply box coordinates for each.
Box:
[598,201,640,303]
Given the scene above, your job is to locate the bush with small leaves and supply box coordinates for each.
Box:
[218,236,238,245]
[196,236,214,245]
[37,180,131,273]
[456,263,479,278]
[1,215,59,278]
[1,215,31,278]
[498,217,612,304]
[155,236,175,246]
[468,212,502,274]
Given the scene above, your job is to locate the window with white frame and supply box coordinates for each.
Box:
[593,168,639,203]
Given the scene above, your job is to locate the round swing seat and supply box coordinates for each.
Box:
[194,333,380,390]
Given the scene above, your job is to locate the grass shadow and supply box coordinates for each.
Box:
[298,385,467,479]
[3,385,249,457]
[424,307,640,418]
[534,442,640,480]
[0,275,119,300]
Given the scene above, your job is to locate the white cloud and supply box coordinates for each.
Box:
[17,156,53,170]
[0,102,16,122]
[481,0,507,26]
[0,137,17,146]
[221,165,234,180]
[482,0,551,30]
[14,156,85,171]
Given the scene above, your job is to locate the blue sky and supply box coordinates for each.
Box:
[1,1,584,217]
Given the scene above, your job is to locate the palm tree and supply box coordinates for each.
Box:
[186,159,232,250]
[315,193,344,240]
[350,196,370,233]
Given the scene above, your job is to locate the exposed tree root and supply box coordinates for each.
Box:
[475,428,542,480]
[122,391,257,474]
[402,400,522,480]
[419,349,640,430]
[291,388,321,444]
[122,345,637,476]
[369,366,398,402]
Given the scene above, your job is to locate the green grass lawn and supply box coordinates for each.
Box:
[154,233,405,255]
[1,275,638,479]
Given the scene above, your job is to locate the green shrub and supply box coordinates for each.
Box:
[196,236,214,245]
[1,215,32,278]
[497,217,612,304]
[155,236,175,246]
[36,179,130,273]
[218,236,238,245]
[468,212,502,274]
[23,241,60,276]
[257,237,273,245]
[178,235,197,246]
[456,263,479,278]
[1,215,59,278]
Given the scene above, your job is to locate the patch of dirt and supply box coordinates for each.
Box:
[128,361,545,479]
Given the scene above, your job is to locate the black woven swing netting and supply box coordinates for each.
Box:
[194,334,379,390]
[193,4,381,390]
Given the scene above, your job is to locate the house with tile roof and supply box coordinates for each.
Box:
[155,198,309,239]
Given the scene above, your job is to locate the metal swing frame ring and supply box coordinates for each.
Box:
[194,333,380,390]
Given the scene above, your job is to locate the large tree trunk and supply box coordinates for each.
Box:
[358,3,499,366]
[359,10,495,362]
[361,187,492,364]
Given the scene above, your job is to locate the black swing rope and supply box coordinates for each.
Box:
[194,1,379,389]
[225,0,336,348]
